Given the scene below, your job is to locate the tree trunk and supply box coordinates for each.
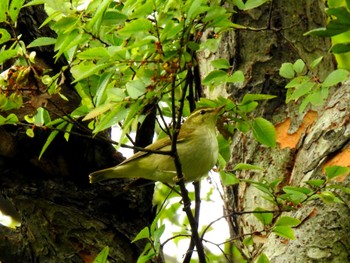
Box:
[202,0,350,262]
[0,5,154,262]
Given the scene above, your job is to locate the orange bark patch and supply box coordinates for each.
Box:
[275,111,318,149]
[322,148,350,182]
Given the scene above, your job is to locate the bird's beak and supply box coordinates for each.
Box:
[215,105,225,114]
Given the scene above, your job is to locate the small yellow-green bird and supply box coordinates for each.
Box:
[89,106,224,184]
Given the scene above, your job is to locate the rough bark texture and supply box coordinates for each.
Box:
[201,0,350,262]
[0,5,154,262]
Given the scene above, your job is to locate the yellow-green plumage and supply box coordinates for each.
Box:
[89,106,223,184]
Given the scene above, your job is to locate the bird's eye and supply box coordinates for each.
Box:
[200,110,206,115]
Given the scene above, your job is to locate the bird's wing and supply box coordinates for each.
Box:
[119,134,188,165]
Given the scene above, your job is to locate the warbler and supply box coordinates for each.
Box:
[89,106,224,184]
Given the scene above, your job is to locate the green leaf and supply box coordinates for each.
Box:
[293,59,305,74]
[71,62,112,83]
[233,163,264,171]
[310,56,323,69]
[77,47,110,60]
[93,104,128,134]
[239,101,258,113]
[0,0,9,22]
[226,70,245,83]
[325,165,350,180]
[86,0,113,33]
[305,179,326,187]
[273,226,296,240]
[0,29,11,45]
[119,18,153,35]
[202,70,227,85]
[39,121,67,159]
[132,227,150,243]
[279,62,295,79]
[220,171,240,186]
[202,38,220,52]
[330,42,350,53]
[93,246,109,263]
[252,117,276,147]
[244,0,269,10]
[33,107,51,126]
[0,113,19,125]
[275,216,300,227]
[318,191,337,203]
[153,224,165,242]
[27,37,56,48]
[321,69,349,88]
[0,49,18,64]
[254,207,273,225]
[241,94,276,104]
[288,81,314,102]
[256,253,270,263]
[327,184,350,194]
[83,103,114,121]
[211,59,231,69]
[26,128,34,137]
[94,72,113,106]
[126,79,146,99]
[9,0,25,22]
[5,113,19,124]
[218,134,231,162]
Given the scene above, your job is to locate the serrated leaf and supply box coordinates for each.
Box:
[325,165,350,180]
[252,117,276,147]
[27,37,56,48]
[321,69,349,88]
[275,216,300,227]
[93,246,109,263]
[254,207,273,225]
[279,62,295,79]
[233,163,264,171]
[211,59,231,69]
[273,226,296,240]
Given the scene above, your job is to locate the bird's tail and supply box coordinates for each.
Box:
[89,167,124,183]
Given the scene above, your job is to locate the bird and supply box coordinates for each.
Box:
[89,105,224,185]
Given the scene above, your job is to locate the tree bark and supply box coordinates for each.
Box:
[0,5,154,262]
[202,0,350,262]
